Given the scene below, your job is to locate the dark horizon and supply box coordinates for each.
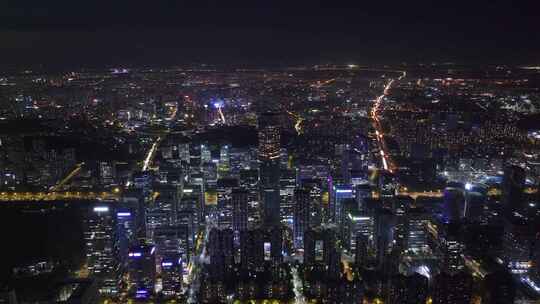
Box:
[1,1,539,67]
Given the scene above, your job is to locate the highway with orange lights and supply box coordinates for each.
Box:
[0,191,120,202]
[370,71,406,173]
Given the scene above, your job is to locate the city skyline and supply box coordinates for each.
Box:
[0,2,540,304]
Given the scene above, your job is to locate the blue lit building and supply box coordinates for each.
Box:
[128,244,156,299]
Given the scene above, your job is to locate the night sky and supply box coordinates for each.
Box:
[0,0,539,67]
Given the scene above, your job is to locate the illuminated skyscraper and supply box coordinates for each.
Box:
[84,204,121,296]
[258,113,281,226]
[405,206,429,253]
[439,222,464,274]
[258,112,281,161]
[128,243,156,299]
[331,184,354,224]
[502,216,536,274]
[293,188,313,248]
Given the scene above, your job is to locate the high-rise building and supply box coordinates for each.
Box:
[405,206,429,253]
[386,273,429,304]
[432,271,473,304]
[355,233,369,267]
[160,255,183,298]
[502,216,536,274]
[262,187,280,226]
[84,204,121,296]
[439,222,464,274]
[293,188,313,248]
[482,269,516,304]
[232,188,249,233]
[374,208,396,265]
[502,165,526,217]
[443,187,465,223]
[304,228,336,266]
[463,191,486,222]
[239,227,283,270]
[258,112,281,161]
[128,244,156,299]
[216,178,239,228]
[331,184,354,224]
[344,210,374,254]
[208,228,235,280]
[279,169,297,225]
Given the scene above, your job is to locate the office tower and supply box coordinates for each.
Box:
[356,183,372,213]
[181,184,204,227]
[98,161,115,186]
[261,187,280,226]
[258,112,281,161]
[154,225,189,277]
[327,247,342,280]
[216,178,238,228]
[386,273,429,304]
[116,209,137,269]
[154,183,182,223]
[128,244,156,299]
[240,227,283,270]
[83,205,121,296]
[232,188,248,233]
[374,208,396,265]
[482,269,516,304]
[502,216,536,274]
[463,191,485,222]
[443,187,465,223]
[344,209,374,253]
[218,144,230,178]
[229,147,251,177]
[301,179,324,225]
[293,188,312,248]
[439,222,464,274]
[355,233,369,267]
[331,184,354,224]
[208,228,234,280]
[132,171,152,192]
[502,165,526,216]
[304,228,336,266]
[258,112,282,226]
[279,169,296,225]
[392,196,411,251]
[202,161,218,185]
[178,193,199,247]
[379,170,397,197]
[432,271,473,304]
[160,255,183,298]
[240,229,264,271]
[405,206,429,253]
